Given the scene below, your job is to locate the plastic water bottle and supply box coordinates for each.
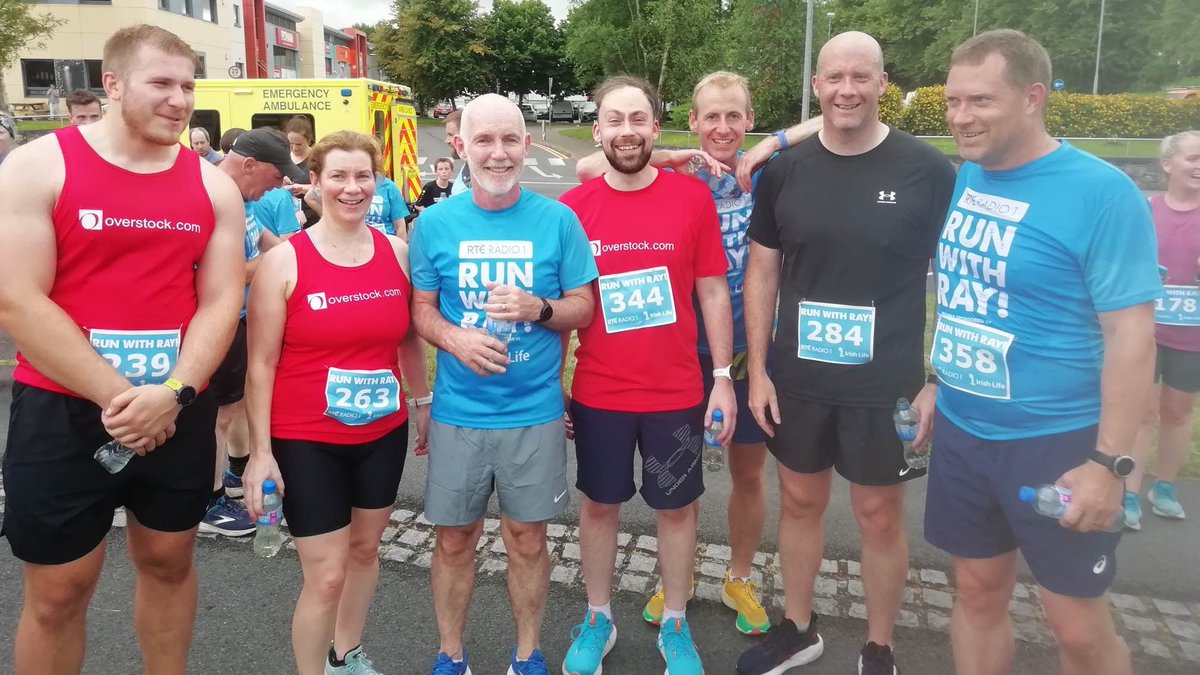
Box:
[1018,484,1124,532]
[893,398,928,470]
[254,480,285,558]
[94,439,136,474]
[484,316,517,346]
[703,410,725,472]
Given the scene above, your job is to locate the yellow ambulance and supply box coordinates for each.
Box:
[187,78,422,202]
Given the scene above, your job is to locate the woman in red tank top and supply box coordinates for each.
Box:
[242,131,431,675]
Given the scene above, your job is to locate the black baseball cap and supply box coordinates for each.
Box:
[229,128,308,183]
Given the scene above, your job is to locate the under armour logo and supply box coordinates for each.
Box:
[877,191,897,204]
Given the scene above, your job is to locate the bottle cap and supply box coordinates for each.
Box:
[712,410,723,421]
[263,480,277,495]
[1017,486,1035,503]
[896,397,911,409]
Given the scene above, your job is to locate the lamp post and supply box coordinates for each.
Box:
[973,0,980,36]
[801,0,815,121]
[1092,0,1106,95]
[827,12,835,39]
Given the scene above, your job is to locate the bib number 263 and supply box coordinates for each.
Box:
[324,367,402,426]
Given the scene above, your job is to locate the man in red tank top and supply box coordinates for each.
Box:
[0,25,246,675]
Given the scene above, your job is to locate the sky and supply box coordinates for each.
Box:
[270,0,574,30]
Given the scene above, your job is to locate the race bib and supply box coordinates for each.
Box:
[797,301,875,365]
[930,315,1013,400]
[324,367,402,426]
[1154,286,1200,326]
[90,328,180,386]
[598,266,676,334]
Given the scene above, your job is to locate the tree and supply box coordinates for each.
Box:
[726,0,808,129]
[374,0,490,109]
[482,0,564,100]
[0,0,66,106]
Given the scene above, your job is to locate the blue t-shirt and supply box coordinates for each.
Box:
[691,164,761,355]
[252,188,302,237]
[241,202,264,318]
[933,142,1161,440]
[410,189,598,428]
[367,176,410,236]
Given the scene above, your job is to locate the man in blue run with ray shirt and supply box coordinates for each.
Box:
[924,30,1160,675]
[409,93,598,675]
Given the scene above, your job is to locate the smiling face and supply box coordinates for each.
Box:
[1162,135,1200,195]
[595,85,659,174]
[313,148,377,221]
[689,83,753,167]
[813,35,887,135]
[455,100,528,198]
[946,52,1046,171]
[107,45,196,147]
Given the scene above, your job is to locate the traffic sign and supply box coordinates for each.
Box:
[1053,79,1065,91]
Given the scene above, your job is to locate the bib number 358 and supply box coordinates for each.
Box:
[930,315,1013,400]
[324,367,402,426]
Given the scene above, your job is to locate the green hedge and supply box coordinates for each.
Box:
[901,85,1200,138]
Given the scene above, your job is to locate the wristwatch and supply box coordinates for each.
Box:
[1089,450,1135,479]
[773,129,790,150]
[535,297,554,324]
[164,377,197,407]
[712,365,733,380]
[412,394,433,407]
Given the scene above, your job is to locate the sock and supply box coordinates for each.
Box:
[662,607,686,622]
[729,574,751,583]
[789,616,810,632]
[228,454,249,477]
[588,603,612,621]
[328,645,348,666]
[209,487,225,507]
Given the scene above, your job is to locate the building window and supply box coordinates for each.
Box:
[195,52,207,79]
[234,4,241,27]
[22,59,106,97]
[160,0,218,23]
[266,13,297,31]
[272,45,298,79]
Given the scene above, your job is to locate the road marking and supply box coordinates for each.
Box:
[0,359,15,367]
[548,157,566,166]
[523,158,538,166]
[531,141,570,160]
[527,166,563,179]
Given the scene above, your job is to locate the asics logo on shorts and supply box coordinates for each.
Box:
[79,209,104,231]
[1093,555,1107,575]
[307,292,328,310]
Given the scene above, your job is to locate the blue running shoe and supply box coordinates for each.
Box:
[429,650,472,675]
[507,647,550,675]
[1123,491,1142,531]
[222,469,244,498]
[658,618,703,675]
[199,494,255,537]
[1149,481,1186,520]
[563,610,617,675]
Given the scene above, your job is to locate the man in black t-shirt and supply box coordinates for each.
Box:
[737,32,956,675]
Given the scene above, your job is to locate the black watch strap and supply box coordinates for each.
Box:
[1089,450,1134,478]
[535,297,553,324]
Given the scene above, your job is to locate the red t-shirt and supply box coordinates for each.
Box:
[1153,194,1200,352]
[15,126,214,397]
[271,229,411,444]
[561,169,726,412]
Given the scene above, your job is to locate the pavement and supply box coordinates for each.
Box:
[3,131,1200,672]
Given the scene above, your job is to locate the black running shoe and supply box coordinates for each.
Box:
[736,612,824,675]
[859,641,900,675]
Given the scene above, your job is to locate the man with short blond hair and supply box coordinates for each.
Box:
[0,24,246,675]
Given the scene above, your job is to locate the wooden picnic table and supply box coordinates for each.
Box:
[9,102,49,115]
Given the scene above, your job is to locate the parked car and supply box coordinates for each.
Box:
[549,100,576,122]
[575,101,597,122]
[519,103,538,122]
[431,102,453,118]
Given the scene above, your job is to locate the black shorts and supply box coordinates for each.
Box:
[2,382,217,565]
[767,392,922,486]
[272,422,409,537]
[209,318,247,406]
[571,400,705,510]
[1155,344,1200,394]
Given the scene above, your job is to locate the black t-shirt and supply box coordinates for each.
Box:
[749,127,956,406]
[415,180,454,209]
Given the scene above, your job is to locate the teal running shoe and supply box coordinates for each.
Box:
[1149,481,1186,519]
[563,610,617,675]
[326,645,384,675]
[1123,491,1142,531]
[658,618,703,675]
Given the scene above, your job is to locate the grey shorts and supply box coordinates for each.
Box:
[424,417,569,526]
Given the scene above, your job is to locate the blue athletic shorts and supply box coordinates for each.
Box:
[571,400,705,510]
[924,408,1121,599]
[699,352,767,445]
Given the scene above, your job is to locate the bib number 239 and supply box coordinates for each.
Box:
[598,266,676,334]
[797,301,874,365]
[324,368,402,426]
[90,328,180,386]
[930,314,1013,400]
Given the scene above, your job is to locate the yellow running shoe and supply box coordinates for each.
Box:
[722,571,771,634]
[642,580,695,625]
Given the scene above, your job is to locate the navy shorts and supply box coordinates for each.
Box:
[699,352,767,445]
[208,318,247,406]
[571,400,705,510]
[924,409,1120,599]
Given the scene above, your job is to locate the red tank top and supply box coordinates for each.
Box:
[15,126,214,397]
[271,228,412,444]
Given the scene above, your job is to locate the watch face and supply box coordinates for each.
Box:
[1114,455,1136,478]
[177,385,198,407]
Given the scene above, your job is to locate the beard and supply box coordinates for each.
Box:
[602,138,653,174]
[470,164,520,197]
[121,102,187,147]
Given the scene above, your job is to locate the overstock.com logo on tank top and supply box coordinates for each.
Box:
[76,208,204,234]
[306,288,403,311]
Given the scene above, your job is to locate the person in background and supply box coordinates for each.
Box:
[0,116,15,167]
[66,90,103,126]
[443,109,472,195]
[286,116,320,226]
[1125,129,1200,529]
[191,127,222,165]
[415,158,455,213]
[47,86,61,118]
[220,127,247,155]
